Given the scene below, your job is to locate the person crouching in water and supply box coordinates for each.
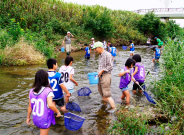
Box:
[119,58,138,105]
[132,54,145,94]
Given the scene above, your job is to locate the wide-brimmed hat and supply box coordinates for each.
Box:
[92,41,103,49]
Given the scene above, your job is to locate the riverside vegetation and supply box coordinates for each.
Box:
[0,0,184,65]
[0,0,184,134]
[109,39,184,134]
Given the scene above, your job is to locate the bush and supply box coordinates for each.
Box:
[0,29,13,49]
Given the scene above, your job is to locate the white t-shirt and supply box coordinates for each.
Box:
[58,65,74,90]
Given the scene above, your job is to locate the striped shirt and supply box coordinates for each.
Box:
[98,50,113,74]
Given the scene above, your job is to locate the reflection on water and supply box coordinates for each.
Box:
[0,45,162,135]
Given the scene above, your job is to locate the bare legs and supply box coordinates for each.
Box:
[102,97,115,109]
[65,93,71,104]
[40,128,50,135]
[121,90,130,105]
[53,101,67,113]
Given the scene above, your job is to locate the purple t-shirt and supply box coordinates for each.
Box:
[29,87,55,129]
[133,62,145,83]
[119,67,132,88]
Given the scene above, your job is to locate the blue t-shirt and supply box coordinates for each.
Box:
[47,71,63,100]
[85,47,90,57]
[110,47,116,56]
[130,43,135,51]
[155,48,161,57]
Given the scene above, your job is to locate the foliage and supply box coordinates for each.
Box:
[0,0,184,66]
[137,12,184,41]
[0,39,45,66]
[152,39,184,134]
[7,18,24,41]
[166,20,183,40]
[109,106,151,135]
[0,29,13,49]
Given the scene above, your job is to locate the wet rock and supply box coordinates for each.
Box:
[165,126,170,131]
[171,115,177,122]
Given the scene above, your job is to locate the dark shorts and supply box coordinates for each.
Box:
[155,56,160,60]
[53,98,64,107]
[133,82,145,90]
[85,56,90,60]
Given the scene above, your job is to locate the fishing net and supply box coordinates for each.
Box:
[64,112,85,131]
[143,91,156,104]
[66,102,81,112]
[77,87,92,96]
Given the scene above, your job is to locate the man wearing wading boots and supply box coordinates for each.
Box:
[62,31,74,56]
[93,41,116,113]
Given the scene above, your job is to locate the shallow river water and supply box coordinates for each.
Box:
[0,45,162,135]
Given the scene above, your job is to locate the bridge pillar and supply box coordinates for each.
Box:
[160,17,169,23]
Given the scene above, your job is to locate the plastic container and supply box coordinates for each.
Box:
[122,46,127,50]
[61,47,65,52]
[87,72,99,85]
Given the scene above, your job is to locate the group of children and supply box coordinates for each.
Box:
[119,54,145,105]
[85,39,120,60]
[27,37,163,134]
[27,56,77,135]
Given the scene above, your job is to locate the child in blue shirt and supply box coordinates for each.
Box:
[84,43,90,59]
[110,45,119,61]
[152,46,162,62]
[129,40,135,56]
[47,58,70,113]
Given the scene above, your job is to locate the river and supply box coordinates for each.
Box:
[0,45,161,135]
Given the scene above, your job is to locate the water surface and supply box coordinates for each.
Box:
[0,45,162,135]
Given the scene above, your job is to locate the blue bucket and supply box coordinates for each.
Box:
[61,47,65,52]
[87,72,99,85]
[122,46,127,50]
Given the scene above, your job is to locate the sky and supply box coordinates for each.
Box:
[63,0,184,27]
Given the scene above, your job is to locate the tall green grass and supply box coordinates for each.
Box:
[151,39,184,134]
[0,0,183,66]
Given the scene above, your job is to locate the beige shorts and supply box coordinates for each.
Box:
[66,44,71,52]
[98,73,111,97]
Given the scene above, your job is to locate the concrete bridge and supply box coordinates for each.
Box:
[134,8,184,22]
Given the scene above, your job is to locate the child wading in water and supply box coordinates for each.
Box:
[26,70,61,135]
[132,54,145,94]
[109,45,119,61]
[129,40,135,56]
[84,43,90,59]
[59,56,78,103]
[119,58,138,105]
[47,58,70,113]
[152,46,162,62]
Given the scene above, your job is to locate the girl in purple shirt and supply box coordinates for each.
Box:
[26,70,61,135]
[119,58,138,105]
[132,54,145,94]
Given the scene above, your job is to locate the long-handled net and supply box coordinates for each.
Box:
[66,102,81,112]
[62,112,85,131]
[77,87,92,96]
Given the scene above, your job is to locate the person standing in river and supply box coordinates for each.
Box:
[26,70,61,135]
[62,31,74,56]
[155,37,163,49]
[129,40,135,57]
[93,41,116,112]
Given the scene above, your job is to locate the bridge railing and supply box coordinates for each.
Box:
[135,8,184,13]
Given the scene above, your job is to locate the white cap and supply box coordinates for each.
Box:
[67,31,70,34]
[91,38,94,40]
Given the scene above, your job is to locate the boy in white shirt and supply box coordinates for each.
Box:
[58,56,78,103]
